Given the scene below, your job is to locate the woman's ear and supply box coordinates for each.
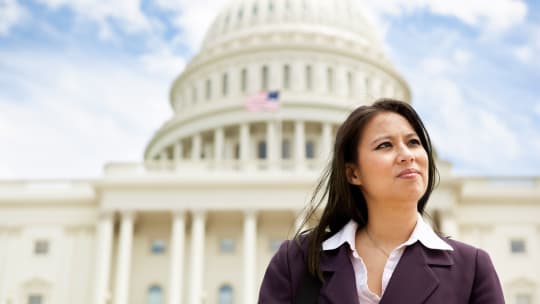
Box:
[345,163,362,186]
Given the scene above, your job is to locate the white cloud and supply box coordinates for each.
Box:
[0,0,26,35]
[513,45,532,63]
[419,49,472,76]
[409,55,528,174]
[534,103,540,117]
[35,0,155,39]
[139,47,187,79]
[453,49,471,66]
[358,0,527,35]
[0,50,173,179]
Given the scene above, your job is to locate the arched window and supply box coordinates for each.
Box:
[283,65,290,90]
[327,67,334,93]
[240,68,247,92]
[347,71,353,97]
[222,73,228,96]
[147,285,163,304]
[218,285,233,304]
[305,65,312,90]
[261,65,269,90]
[205,79,212,100]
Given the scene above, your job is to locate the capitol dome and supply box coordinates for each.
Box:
[201,0,382,55]
[144,0,411,170]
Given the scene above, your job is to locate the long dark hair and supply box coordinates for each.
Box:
[296,98,439,280]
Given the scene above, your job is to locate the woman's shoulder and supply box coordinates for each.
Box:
[441,237,494,265]
[274,234,310,261]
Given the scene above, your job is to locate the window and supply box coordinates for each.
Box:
[241,68,247,92]
[218,285,233,304]
[252,4,258,16]
[269,239,283,252]
[147,285,163,304]
[219,238,235,253]
[257,141,267,159]
[34,240,49,255]
[305,65,312,90]
[150,240,166,254]
[222,73,228,96]
[238,8,243,20]
[282,139,291,159]
[234,143,240,159]
[28,295,43,304]
[306,141,315,159]
[516,294,531,304]
[261,65,269,90]
[511,239,526,253]
[205,79,212,100]
[283,65,290,90]
[327,67,334,92]
[347,71,353,97]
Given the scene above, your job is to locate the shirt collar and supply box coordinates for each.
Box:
[322,213,453,252]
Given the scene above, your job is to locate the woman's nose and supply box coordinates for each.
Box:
[398,145,414,163]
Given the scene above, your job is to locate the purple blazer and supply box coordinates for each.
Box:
[259,237,505,303]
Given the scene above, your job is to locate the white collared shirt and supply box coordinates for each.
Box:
[321,213,453,304]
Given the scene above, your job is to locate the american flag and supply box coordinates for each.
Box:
[245,90,280,112]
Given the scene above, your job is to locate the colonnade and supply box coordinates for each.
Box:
[92,210,269,304]
[157,121,334,169]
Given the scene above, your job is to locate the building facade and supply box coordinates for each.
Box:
[1,0,539,304]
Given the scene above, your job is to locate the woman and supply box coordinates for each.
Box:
[259,99,505,303]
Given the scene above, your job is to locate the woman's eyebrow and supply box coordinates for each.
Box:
[371,133,418,145]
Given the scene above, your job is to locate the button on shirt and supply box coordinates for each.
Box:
[321,214,453,304]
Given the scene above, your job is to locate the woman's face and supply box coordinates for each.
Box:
[346,111,428,207]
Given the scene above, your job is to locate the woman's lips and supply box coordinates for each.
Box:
[397,168,420,178]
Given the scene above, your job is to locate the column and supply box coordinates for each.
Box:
[191,134,201,161]
[248,64,259,94]
[113,211,136,304]
[292,61,304,92]
[266,120,278,169]
[188,210,206,304]
[93,212,114,304]
[321,122,332,161]
[294,121,305,170]
[214,127,224,162]
[174,141,183,161]
[336,65,347,97]
[356,72,366,100]
[169,211,186,304]
[270,61,281,91]
[240,123,250,169]
[243,211,257,304]
[314,63,325,94]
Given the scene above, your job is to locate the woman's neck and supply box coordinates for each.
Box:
[364,204,418,248]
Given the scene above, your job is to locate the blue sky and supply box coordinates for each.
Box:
[0,0,539,179]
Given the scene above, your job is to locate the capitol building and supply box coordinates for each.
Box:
[1,0,539,304]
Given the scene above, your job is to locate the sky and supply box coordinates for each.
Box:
[0,0,539,180]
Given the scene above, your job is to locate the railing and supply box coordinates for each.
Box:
[104,159,326,176]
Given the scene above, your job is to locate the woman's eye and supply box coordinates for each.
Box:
[409,139,421,146]
[376,142,392,150]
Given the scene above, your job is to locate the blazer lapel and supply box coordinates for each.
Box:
[319,245,359,304]
[380,242,453,304]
